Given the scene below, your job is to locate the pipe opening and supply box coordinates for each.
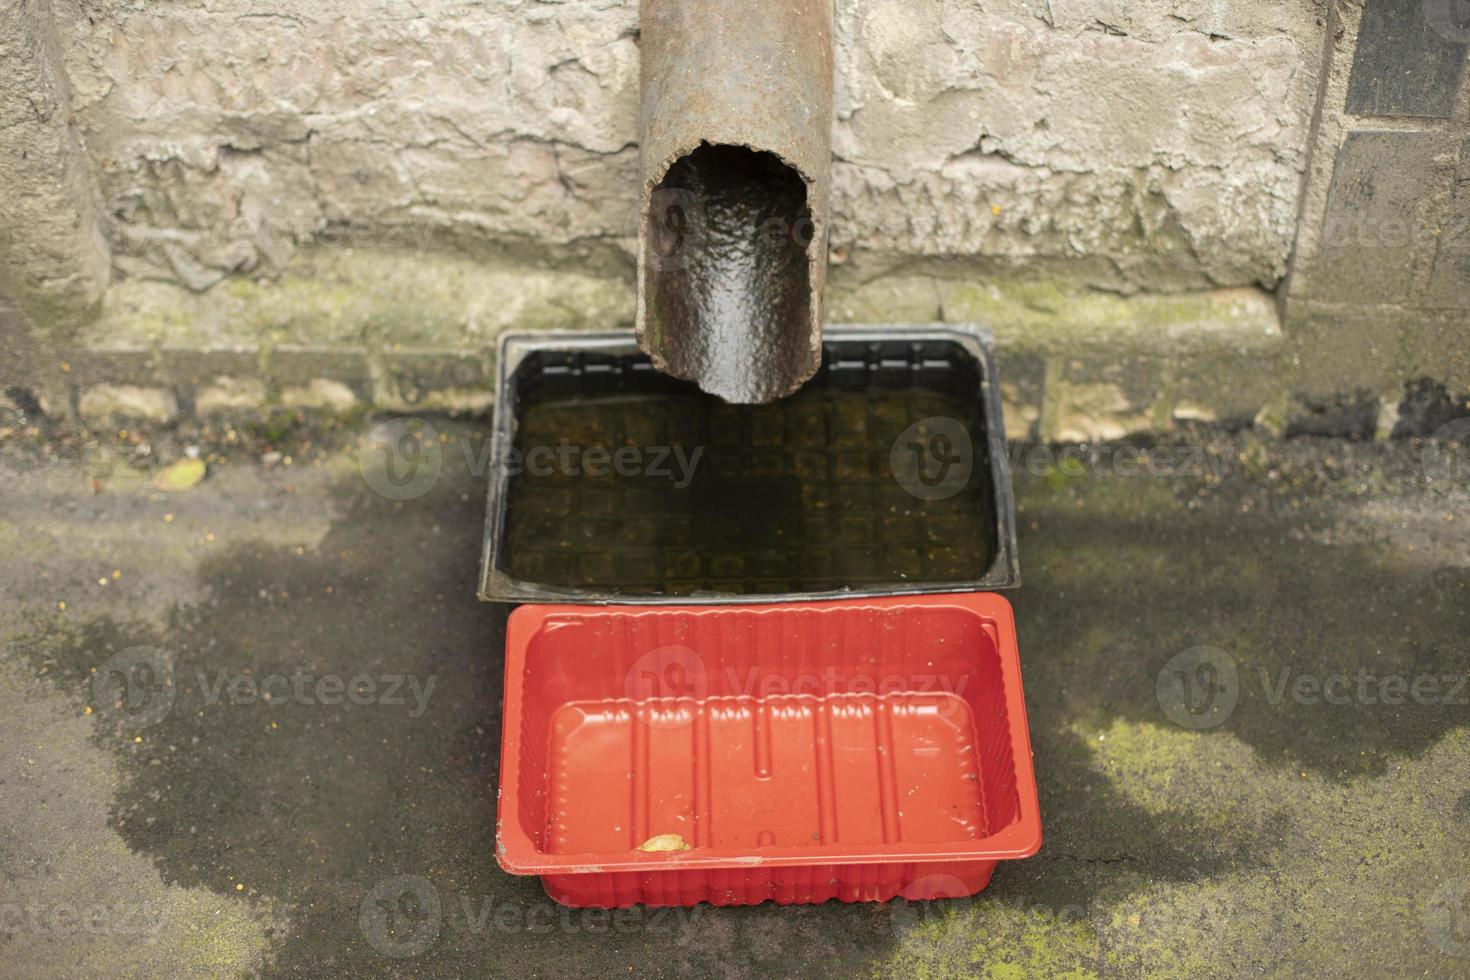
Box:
[645,143,814,404]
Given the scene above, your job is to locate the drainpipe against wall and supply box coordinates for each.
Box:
[636,0,834,404]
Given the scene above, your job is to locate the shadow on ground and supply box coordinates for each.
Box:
[8,425,1469,977]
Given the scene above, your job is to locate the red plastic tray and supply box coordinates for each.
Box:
[496,593,1041,907]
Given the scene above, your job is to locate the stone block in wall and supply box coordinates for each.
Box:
[1345,0,1469,118]
[1284,390,1381,440]
[1425,138,1470,308]
[381,349,492,409]
[280,379,358,412]
[195,376,268,415]
[1310,131,1458,305]
[78,384,178,423]
[0,0,109,329]
[994,351,1044,443]
[266,347,372,404]
[1391,376,1470,437]
[1043,357,1163,443]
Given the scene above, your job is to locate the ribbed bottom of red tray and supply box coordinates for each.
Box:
[541,860,997,909]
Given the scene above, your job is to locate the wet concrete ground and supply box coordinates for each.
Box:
[0,415,1467,978]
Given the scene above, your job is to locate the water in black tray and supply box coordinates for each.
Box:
[501,363,998,597]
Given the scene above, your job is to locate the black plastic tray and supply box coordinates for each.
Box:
[478,325,1019,604]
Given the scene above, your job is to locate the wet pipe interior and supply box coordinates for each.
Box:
[643,144,815,406]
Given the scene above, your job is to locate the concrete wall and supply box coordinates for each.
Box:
[1284,0,1470,407]
[1,0,1466,434]
[0,0,110,333]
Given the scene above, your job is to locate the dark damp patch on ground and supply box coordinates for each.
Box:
[2,419,1467,976]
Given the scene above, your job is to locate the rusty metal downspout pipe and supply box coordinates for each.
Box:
[636,0,833,404]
